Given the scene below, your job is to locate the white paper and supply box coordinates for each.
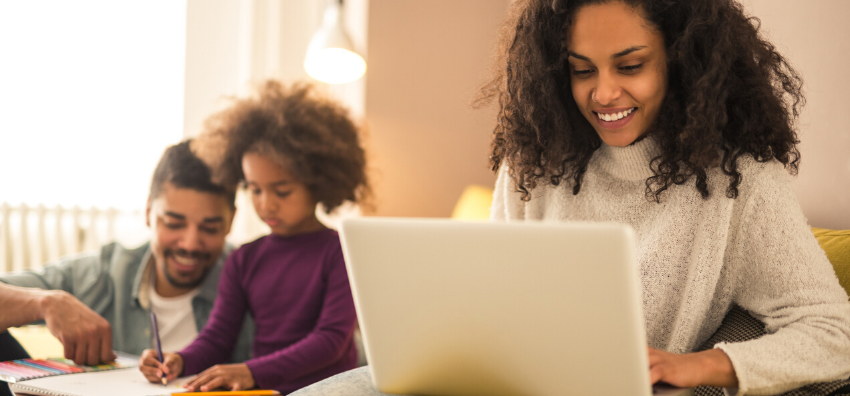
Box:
[11,368,191,396]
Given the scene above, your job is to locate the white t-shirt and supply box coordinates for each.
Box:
[149,279,200,353]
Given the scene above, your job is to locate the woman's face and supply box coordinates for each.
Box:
[567,1,667,147]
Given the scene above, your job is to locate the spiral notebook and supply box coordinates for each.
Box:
[8,366,191,396]
[1,355,190,396]
[0,356,135,384]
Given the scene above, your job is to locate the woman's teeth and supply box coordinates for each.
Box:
[597,108,636,122]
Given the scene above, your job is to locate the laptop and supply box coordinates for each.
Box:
[339,218,693,396]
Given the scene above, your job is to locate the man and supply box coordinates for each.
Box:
[0,141,253,367]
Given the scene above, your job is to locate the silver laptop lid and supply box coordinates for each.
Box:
[340,218,653,396]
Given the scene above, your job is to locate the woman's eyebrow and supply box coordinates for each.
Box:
[567,51,590,61]
[245,180,289,186]
[567,46,648,61]
[612,46,647,58]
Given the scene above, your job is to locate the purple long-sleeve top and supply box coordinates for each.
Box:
[179,229,358,393]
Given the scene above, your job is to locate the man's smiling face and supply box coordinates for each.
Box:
[146,182,234,297]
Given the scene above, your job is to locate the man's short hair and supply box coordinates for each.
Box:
[148,140,236,208]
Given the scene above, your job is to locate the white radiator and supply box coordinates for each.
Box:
[0,203,146,273]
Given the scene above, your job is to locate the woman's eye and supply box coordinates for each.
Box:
[275,191,292,198]
[251,189,262,196]
[571,68,594,77]
[620,64,643,73]
[164,223,184,230]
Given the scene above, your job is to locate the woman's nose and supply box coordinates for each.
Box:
[593,72,622,105]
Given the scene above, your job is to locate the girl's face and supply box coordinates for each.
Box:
[242,152,324,237]
[567,1,667,147]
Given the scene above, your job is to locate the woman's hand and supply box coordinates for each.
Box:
[139,349,183,384]
[183,363,256,392]
[648,347,738,388]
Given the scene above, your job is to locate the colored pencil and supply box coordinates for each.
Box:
[165,391,281,396]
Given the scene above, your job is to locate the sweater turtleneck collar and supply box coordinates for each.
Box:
[594,135,660,181]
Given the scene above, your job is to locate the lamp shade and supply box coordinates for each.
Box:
[304,0,366,84]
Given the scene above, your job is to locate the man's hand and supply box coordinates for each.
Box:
[648,347,738,389]
[139,349,183,384]
[41,290,116,365]
[184,363,256,392]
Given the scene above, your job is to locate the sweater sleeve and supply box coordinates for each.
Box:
[715,163,850,395]
[179,251,248,375]
[491,163,524,221]
[244,244,357,389]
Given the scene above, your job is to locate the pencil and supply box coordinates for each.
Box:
[169,391,280,396]
[150,312,168,386]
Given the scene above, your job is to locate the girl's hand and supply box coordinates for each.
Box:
[648,347,738,389]
[184,363,256,392]
[139,349,183,384]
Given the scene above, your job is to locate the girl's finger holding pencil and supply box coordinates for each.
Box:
[162,352,184,380]
[138,349,166,383]
[139,362,162,383]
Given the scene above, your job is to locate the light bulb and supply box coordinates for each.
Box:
[305,48,366,84]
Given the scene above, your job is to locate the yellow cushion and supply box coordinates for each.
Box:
[813,228,850,297]
[451,185,494,221]
[7,325,63,359]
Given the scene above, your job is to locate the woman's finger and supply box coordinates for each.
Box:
[649,364,665,384]
[647,351,664,365]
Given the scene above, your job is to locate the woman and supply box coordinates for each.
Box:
[485,0,850,394]
[291,0,850,395]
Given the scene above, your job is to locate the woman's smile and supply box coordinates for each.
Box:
[594,107,638,129]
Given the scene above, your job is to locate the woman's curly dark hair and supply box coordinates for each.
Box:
[477,0,803,202]
[193,80,371,213]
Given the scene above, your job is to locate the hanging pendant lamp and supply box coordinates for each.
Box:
[304,0,366,84]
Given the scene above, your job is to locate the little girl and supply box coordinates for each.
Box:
[139,81,370,393]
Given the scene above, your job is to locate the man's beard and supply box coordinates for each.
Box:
[162,248,213,289]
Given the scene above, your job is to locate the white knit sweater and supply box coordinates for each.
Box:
[491,137,850,395]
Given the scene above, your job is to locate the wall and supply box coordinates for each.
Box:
[183,0,368,135]
[183,0,247,139]
[364,0,510,217]
[743,0,850,229]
